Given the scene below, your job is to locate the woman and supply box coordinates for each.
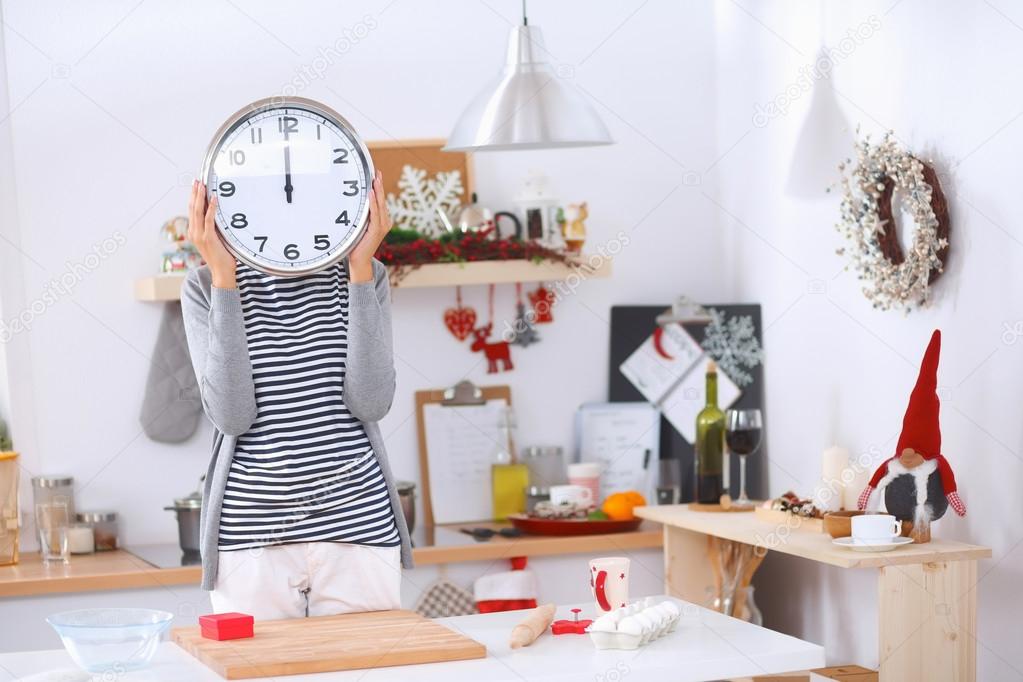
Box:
[181,172,412,621]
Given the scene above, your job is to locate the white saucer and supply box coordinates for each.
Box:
[832,536,914,552]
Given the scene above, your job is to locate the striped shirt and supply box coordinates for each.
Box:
[217,261,400,551]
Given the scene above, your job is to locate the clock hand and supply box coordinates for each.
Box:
[284,143,293,204]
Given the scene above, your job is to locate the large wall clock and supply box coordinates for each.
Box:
[200,97,374,276]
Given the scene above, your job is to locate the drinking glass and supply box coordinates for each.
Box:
[725,409,763,509]
[36,501,70,565]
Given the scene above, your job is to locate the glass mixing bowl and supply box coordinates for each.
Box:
[46,608,173,672]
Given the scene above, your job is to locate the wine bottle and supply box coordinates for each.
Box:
[694,361,726,504]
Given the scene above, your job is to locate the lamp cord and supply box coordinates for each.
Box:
[521,0,528,25]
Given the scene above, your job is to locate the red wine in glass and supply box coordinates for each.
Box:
[725,409,763,507]
[725,427,762,456]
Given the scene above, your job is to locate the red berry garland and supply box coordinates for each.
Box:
[376,228,575,284]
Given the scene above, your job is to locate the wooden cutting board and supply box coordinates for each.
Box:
[172,609,486,679]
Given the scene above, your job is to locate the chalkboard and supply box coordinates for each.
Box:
[608,304,767,503]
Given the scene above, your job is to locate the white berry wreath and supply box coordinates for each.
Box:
[835,131,950,311]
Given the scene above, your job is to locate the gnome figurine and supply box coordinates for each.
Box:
[857,330,966,543]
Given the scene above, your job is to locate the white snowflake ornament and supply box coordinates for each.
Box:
[702,308,764,387]
[386,164,464,234]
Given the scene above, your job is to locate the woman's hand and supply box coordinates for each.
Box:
[188,180,237,289]
[349,170,391,283]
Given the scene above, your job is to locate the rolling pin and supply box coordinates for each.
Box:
[509,603,557,649]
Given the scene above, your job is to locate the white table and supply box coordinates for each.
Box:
[0,597,823,682]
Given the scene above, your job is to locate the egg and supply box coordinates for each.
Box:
[590,613,618,632]
[617,615,643,637]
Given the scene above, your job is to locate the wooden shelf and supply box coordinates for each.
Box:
[635,504,990,569]
[0,522,659,597]
[134,256,611,301]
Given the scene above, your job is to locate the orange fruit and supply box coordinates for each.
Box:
[601,491,647,521]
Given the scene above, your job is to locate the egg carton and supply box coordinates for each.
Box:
[586,597,682,650]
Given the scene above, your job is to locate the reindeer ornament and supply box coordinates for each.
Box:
[471,324,514,373]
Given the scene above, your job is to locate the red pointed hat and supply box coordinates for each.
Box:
[865,329,958,495]
[895,329,942,460]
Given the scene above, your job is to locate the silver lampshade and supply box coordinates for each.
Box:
[443,25,614,152]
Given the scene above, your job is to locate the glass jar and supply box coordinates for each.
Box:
[76,510,118,551]
[521,446,567,489]
[31,475,75,521]
[0,453,19,566]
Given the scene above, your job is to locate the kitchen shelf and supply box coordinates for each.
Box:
[0,521,660,597]
[133,256,612,302]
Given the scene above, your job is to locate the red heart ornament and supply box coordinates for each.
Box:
[444,306,477,341]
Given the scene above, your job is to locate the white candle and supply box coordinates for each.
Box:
[68,524,95,554]
[842,462,871,512]
[818,445,849,512]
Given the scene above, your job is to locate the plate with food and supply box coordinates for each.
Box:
[508,491,646,536]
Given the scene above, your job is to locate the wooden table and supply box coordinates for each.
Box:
[0,522,662,598]
[635,504,991,682]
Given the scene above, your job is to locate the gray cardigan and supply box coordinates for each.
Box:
[180,259,413,591]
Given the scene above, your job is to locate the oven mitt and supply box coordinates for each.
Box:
[139,302,201,443]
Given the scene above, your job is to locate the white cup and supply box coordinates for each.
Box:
[851,514,902,543]
[568,462,603,505]
[549,484,594,507]
[590,556,630,612]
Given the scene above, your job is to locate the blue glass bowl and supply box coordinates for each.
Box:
[46,608,173,673]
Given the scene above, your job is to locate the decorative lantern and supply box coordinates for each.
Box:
[514,172,563,247]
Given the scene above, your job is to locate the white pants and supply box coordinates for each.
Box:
[210,542,401,621]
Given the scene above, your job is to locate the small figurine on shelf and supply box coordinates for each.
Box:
[562,202,588,253]
[857,330,966,542]
[160,216,203,273]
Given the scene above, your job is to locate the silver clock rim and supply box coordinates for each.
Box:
[198,96,375,277]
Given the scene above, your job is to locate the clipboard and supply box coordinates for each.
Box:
[415,381,512,526]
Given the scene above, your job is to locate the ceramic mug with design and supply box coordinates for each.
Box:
[589,556,630,612]
[549,484,593,508]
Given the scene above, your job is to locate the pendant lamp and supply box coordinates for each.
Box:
[443,2,613,152]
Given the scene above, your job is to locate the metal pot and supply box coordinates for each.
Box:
[396,481,415,534]
[165,491,201,554]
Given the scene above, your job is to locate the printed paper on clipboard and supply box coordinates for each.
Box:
[618,322,741,443]
[575,403,660,502]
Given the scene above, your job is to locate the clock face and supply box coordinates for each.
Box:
[201,97,373,276]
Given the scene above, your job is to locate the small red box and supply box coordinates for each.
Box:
[199,612,254,641]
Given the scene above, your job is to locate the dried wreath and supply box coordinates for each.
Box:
[835,131,950,311]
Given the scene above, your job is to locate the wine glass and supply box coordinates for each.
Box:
[725,409,763,509]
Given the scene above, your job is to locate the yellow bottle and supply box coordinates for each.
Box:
[493,462,529,520]
[491,407,528,520]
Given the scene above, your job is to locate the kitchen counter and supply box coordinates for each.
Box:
[0,597,825,681]
[0,522,662,598]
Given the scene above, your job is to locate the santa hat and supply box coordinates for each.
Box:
[859,330,965,515]
[474,557,538,614]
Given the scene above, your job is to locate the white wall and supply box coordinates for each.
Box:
[711,1,1023,678]
[0,0,720,650]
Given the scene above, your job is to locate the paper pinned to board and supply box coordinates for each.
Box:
[619,323,741,443]
[575,402,660,502]
[421,399,508,524]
